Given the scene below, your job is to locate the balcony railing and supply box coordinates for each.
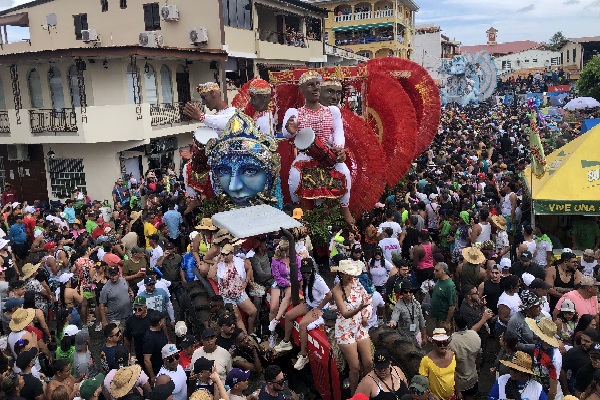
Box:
[325,44,369,61]
[334,9,403,23]
[29,108,78,135]
[334,14,353,22]
[354,11,372,20]
[374,9,393,18]
[0,111,9,134]
[335,34,394,46]
[150,102,197,127]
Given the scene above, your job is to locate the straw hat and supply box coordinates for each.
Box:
[500,351,536,375]
[9,308,35,331]
[130,211,142,223]
[190,390,212,400]
[491,215,507,231]
[525,317,562,348]
[331,259,362,276]
[195,218,217,231]
[461,247,486,265]
[213,229,233,244]
[22,263,40,280]
[110,365,142,398]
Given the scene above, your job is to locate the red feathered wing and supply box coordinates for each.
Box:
[366,58,441,157]
[364,72,418,186]
[340,108,386,215]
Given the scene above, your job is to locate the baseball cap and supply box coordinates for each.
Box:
[226,368,251,387]
[373,349,391,369]
[194,357,214,373]
[161,343,179,359]
[64,325,80,337]
[164,241,175,250]
[133,296,147,306]
[499,258,511,270]
[520,251,533,261]
[560,299,576,313]
[15,347,38,370]
[144,275,157,285]
[218,312,235,326]
[131,246,144,254]
[179,335,196,349]
[4,297,24,310]
[79,373,106,400]
[529,278,551,290]
[108,266,120,276]
[201,327,216,339]
[300,258,315,273]
[584,249,596,257]
[590,342,600,355]
[429,193,438,200]
[148,234,159,242]
[75,330,90,351]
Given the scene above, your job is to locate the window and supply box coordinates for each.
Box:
[68,65,81,107]
[0,75,5,109]
[48,158,86,198]
[567,51,570,62]
[533,59,538,62]
[501,61,512,70]
[49,67,65,110]
[144,64,158,105]
[221,0,251,29]
[524,59,530,63]
[120,0,127,8]
[551,57,560,66]
[160,65,173,104]
[28,69,44,108]
[101,0,108,12]
[143,3,161,31]
[73,14,88,40]
[126,64,141,104]
[573,48,576,62]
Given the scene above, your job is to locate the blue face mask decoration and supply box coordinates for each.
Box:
[206,110,281,208]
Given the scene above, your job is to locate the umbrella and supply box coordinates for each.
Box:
[564,97,600,110]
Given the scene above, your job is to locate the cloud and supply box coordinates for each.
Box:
[563,0,580,4]
[516,4,535,11]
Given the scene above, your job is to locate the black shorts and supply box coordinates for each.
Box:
[461,382,478,397]
[415,267,434,285]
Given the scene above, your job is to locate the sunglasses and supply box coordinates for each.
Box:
[134,307,145,312]
[110,330,122,337]
[166,353,180,362]
[271,374,287,385]
[402,289,414,294]
[434,340,451,347]
[146,283,155,286]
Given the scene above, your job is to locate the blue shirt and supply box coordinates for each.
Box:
[137,288,170,314]
[9,223,26,244]
[181,252,198,283]
[162,209,183,239]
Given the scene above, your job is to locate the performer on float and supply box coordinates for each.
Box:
[282,71,354,225]
[183,81,236,137]
[319,76,344,107]
[181,81,236,214]
[248,79,276,136]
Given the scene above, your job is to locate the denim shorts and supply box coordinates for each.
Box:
[223,292,249,306]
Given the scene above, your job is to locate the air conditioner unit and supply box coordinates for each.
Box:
[161,5,179,21]
[189,27,208,46]
[139,31,163,48]
[7,144,29,161]
[82,29,100,43]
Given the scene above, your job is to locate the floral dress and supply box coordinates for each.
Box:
[75,257,96,299]
[335,278,372,345]
[218,257,245,301]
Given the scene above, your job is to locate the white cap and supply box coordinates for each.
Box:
[161,343,179,359]
[562,248,573,254]
[429,193,438,200]
[58,272,74,284]
[522,273,535,287]
[63,325,80,337]
[561,299,576,312]
[189,231,199,241]
[499,258,512,270]
[11,202,19,208]
[174,321,188,337]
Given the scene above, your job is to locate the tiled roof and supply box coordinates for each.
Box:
[568,36,600,43]
[460,40,539,55]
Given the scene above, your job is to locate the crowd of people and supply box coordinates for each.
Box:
[0,95,600,400]
[495,68,571,96]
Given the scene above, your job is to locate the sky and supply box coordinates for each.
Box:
[0,0,598,46]
[416,0,600,45]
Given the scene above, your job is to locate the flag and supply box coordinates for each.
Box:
[528,112,546,179]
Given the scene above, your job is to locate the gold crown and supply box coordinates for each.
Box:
[249,78,272,95]
[196,82,220,94]
[299,70,321,85]
[321,66,345,88]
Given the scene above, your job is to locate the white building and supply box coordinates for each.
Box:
[494,48,561,76]
[413,24,460,81]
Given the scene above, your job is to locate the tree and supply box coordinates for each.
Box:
[548,31,566,51]
[577,55,600,101]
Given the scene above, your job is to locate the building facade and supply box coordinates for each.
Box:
[305,0,418,60]
[494,48,561,76]
[413,24,459,81]
[560,37,600,73]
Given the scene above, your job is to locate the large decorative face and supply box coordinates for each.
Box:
[249,93,270,112]
[320,84,343,106]
[300,78,321,103]
[206,110,280,208]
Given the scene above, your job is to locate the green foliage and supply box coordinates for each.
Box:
[302,201,345,247]
[577,56,600,101]
[548,31,566,51]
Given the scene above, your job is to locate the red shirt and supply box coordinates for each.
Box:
[23,217,36,240]
[179,346,201,373]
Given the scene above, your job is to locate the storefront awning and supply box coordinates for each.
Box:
[0,12,28,27]
[523,124,600,215]
[332,22,393,32]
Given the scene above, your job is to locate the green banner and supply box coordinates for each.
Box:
[534,200,600,215]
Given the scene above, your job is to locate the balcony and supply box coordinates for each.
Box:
[324,44,369,62]
[29,109,78,136]
[150,102,194,128]
[333,10,410,25]
[0,111,10,134]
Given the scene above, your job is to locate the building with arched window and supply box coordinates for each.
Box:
[0,0,225,201]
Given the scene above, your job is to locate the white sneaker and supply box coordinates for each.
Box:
[274,340,293,353]
[94,323,103,332]
[269,333,277,348]
[294,354,310,370]
[269,318,279,332]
